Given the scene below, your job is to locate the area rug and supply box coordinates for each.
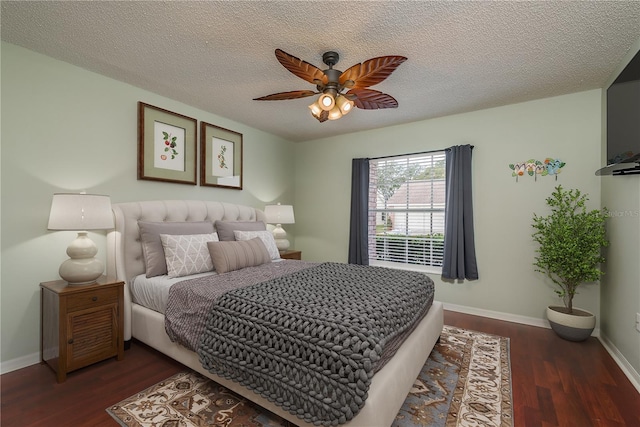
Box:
[107,326,512,427]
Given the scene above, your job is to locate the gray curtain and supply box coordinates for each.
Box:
[442,145,479,280]
[348,158,369,265]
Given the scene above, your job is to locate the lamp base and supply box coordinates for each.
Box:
[272,224,290,251]
[274,238,290,251]
[59,232,104,285]
[59,258,104,285]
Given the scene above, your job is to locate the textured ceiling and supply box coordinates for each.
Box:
[2,1,640,142]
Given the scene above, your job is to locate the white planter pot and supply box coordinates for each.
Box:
[546,306,596,342]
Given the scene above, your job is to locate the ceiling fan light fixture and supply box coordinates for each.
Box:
[327,105,343,120]
[318,92,335,111]
[309,100,323,116]
[336,95,354,115]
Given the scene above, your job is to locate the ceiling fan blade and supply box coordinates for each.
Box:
[339,56,407,88]
[347,88,399,109]
[275,49,328,85]
[253,90,317,101]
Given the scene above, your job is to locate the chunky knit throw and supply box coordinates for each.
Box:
[198,262,434,426]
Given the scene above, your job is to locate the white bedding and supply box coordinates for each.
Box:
[130,271,217,314]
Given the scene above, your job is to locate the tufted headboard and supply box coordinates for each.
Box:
[106,200,265,340]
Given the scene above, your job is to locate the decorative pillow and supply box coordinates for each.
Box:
[207,238,271,274]
[233,230,280,260]
[139,221,215,277]
[160,233,219,278]
[214,220,266,241]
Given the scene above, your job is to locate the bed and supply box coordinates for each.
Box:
[106,199,443,427]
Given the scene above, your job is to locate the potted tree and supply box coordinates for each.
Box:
[531,185,608,341]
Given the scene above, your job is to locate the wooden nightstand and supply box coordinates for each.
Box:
[279,250,302,260]
[40,276,124,383]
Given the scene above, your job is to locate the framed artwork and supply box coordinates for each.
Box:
[138,102,197,185]
[200,121,243,189]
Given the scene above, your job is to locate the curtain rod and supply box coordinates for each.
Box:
[368,145,473,161]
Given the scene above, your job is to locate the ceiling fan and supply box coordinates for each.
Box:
[254,49,407,122]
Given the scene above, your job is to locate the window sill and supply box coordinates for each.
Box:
[370,260,442,275]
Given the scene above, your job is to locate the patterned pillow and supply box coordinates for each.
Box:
[138,221,215,277]
[233,230,280,260]
[207,238,271,274]
[160,233,219,278]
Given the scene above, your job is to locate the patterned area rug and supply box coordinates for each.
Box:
[107,326,512,427]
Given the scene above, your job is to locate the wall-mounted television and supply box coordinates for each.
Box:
[597,49,640,176]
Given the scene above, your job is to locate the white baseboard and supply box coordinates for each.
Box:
[598,333,640,394]
[443,302,551,329]
[442,302,603,336]
[1,351,40,375]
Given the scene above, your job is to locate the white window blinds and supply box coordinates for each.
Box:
[368,151,446,268]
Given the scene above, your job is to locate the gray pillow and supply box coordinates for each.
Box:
[207,238,271,274]
[214,220,266,241]
[138,221,214,277]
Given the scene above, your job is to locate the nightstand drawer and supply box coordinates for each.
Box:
[65,287,119,312]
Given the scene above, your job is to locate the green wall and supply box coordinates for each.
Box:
[0,42,296,367]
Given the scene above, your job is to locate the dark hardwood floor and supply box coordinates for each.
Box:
[2,310,639,426]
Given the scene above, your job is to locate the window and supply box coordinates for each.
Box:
[368,151,446,270]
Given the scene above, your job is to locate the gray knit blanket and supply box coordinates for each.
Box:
[197,262,434,426]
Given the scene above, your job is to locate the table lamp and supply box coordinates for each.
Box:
[47,193,114,285]
[264,203,295,250]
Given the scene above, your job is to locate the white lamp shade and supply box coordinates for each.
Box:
[48,193,114,230]
[264,203,295,225]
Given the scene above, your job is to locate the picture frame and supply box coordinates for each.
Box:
[200,121,243,190]
[138,102,197,185]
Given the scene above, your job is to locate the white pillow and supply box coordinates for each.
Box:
[160,233,219,278]
[233,230,281,260]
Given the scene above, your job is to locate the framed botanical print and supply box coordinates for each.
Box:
[200,121,243,190]
[138,102,197,185]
